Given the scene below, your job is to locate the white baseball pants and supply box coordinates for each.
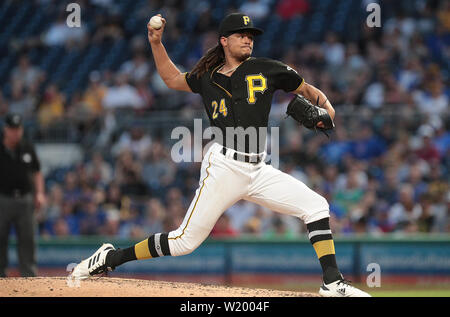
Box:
[167,143,330,256]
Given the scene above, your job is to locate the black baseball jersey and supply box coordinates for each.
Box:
[0,136,40,197]
[185,57,304,153]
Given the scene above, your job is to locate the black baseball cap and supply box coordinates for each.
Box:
[4,113,23,128]
[218,13,264,37]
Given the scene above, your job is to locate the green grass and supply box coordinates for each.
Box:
[238,282,450,297]
[368,289,450,297]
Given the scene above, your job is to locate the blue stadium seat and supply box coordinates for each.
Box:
[18,9,46,39]
[64,45,104,96]
[0,3,32,44]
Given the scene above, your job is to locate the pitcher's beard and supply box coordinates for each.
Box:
[231,49,252,62]
[237,51,251,62]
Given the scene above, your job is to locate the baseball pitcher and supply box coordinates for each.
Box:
[71,13,370,297]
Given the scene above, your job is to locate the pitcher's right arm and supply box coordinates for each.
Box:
[147,15,191,92]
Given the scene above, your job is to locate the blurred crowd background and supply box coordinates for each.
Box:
[0,0,448,239]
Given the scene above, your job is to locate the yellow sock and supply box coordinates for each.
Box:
[134,239,152,260]
[312,239,335,259]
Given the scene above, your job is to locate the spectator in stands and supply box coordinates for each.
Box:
[397,57,423,92]
[425,19,449,66]
[211,214,238,238]
[348,189,377,234]
[47,191,83,236]
[322,32,346,69]
[319,126,352,165]
[193,7,215,34]
[239,0,270,21]
[0,92,7,116]
[58,201,80,235]
[85,151,113,186]
[333,168,366,217]
[282,160,308,186]
[433,124,450,159]
[101,208,120,237]
[425,165,449,233]
[118,203,145,239]
[382,69,411,105]
[427,164,448,206]
[297,43,326,75]
[348,124,387,161]
[102,74,145,110]
[165,187,187,211]
[413,78,448,116]
[316,72,342,107]
[415,125,441,163]
[388,184,422,232]
[10,55,45,93]
[162,210,184,233]
[377,167,401,206]
[43,183,64,222]
[134,79,155,112]
[141,140,176,190]
[91,0,117,11]
[150,62,187,109]
[79,199,106,235]
[42,11,87,47]
[111,126,152,160]
[362,72,385,109]
[282,133,325,172]
[242,216,262,236]
[369,201,394,233]
[276,0,310,20]
[80,71,108,118]
[437,1,450,31]
[246,207,274,236]
[417,193,437,233]
[321,165,339,196]
[103,181,123,211]
[9,54,45,118]
[9,78,39,118]
[94,109,118,150]
[37,84,65,128]
[92,11,125,43]
[119,52,152,84]
[62,170,82,204]
[224,200,258,233]
[326,191,347,224]
[265,215,300,238]
[140,198,165,235]
[341,42,369,92]
[52,218,71,237]
[114,149,148,197]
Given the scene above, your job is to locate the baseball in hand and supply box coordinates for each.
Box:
[149,16,163,30]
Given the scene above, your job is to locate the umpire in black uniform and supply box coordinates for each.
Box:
[0,113,46,277]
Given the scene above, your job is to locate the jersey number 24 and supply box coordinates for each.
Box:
[212,98,228,119]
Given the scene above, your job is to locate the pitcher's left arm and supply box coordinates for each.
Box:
[294,82,335,127]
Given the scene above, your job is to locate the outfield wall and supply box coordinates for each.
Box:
[7,235,450,285]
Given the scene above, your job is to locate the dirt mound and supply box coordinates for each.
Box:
[0,277,320,297]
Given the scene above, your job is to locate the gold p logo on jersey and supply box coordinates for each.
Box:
[243,16,250,25]
[245,74,267,104]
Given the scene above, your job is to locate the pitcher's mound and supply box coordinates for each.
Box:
[0,277,320,297]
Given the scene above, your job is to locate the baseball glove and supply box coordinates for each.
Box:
[286,94,335,137]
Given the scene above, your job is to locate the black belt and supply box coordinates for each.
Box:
[221,147,264,164]
[0,190,31,199]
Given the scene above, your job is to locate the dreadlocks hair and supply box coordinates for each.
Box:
[189,42,225,79]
